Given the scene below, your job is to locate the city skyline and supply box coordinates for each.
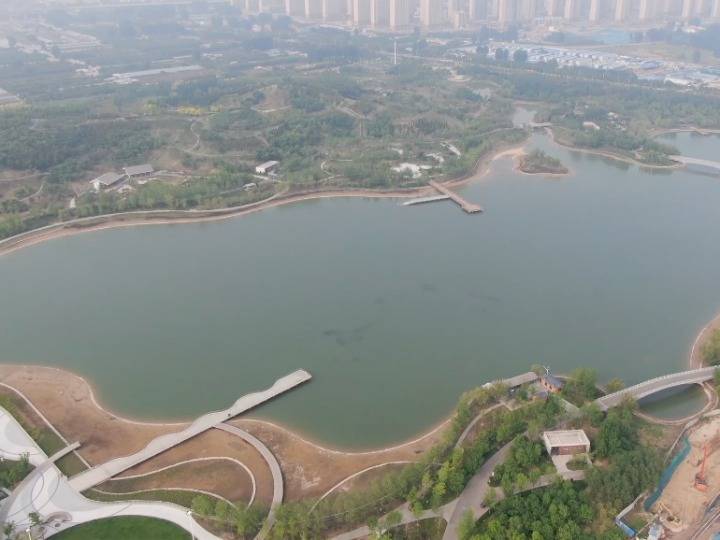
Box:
[241,0,720,28]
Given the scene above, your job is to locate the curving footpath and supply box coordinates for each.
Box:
[214,422,283,540]
[309,461,414,514]
[0,406,220,540]
[441,440,514,540]
[112,456,257,507]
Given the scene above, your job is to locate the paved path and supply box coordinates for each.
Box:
[442,440,514,540]
[454,404,505,449]
[0,441,80,527]
[0,407,48,466]
[329,500,456,540]
[309,461,413,513]
[0,381,91,469]
[70,370,311,492]
[112,456,257,507]
[214,422,284,540]
[0,406,222,540]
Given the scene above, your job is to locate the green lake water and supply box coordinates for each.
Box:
[1,130,719,448]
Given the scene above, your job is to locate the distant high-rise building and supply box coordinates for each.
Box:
[498,0,517,22]
[421,0,443,25]
[588,0,601,20]
[323,0,346,19]
[353,0,371,23]
[469,0,488,18]
[713,0,720,17]
[518,0,536,19]
[245,0,259,12]
[370,0,389,25]
[697,0,710,14]
[305,0,323,17]
[564,0,579,19]
[614,0,628,20]
[681,0,693,16]
[285,0,305,14]
[545,0,562,16]
[638,0,654,18]
[389,0,411,26]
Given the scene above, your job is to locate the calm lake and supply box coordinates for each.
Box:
[1,130,719,448]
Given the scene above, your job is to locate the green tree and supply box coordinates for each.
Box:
[605,378,625,393]
[382,510,402,531]
[191,495,214,516]
[458,509,476,540]
[702,329,720,365]
[513,49,528,63]
[594,404,637,459]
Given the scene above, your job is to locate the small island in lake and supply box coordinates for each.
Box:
[518,150,569,175]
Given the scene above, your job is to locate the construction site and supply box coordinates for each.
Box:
[654,413,720,538]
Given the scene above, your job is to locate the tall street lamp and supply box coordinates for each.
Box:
[186,510,196,540]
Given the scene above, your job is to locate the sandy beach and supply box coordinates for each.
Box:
[0,364,451,503]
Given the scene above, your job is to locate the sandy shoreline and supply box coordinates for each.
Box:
[0,364,450,501]
[689,311,720,369]
[0,363,452,456]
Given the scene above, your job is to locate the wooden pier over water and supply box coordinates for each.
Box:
[429,181,483,214]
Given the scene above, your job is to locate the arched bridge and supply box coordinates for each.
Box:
[670,155,720,175]
[596,366,717,411]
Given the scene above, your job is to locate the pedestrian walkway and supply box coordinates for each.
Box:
[70,370,311,492]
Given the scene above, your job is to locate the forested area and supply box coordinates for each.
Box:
[702,329,720,365]
[0,110,155,182]
[0,167,266,241]
[264,387,563,540]
[461,401,662,540]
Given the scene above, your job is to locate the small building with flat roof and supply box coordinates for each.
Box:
[90,172,124,191]
[255,160,278,175]
[542,429,590,456]
[540,372,564,393]
[124,164,154,178]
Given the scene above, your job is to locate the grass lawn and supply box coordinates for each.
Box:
[53,517,190,539]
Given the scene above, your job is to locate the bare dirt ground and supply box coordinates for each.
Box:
[0,365,450,503]
[100,457,255,505]
[658,416,720,531]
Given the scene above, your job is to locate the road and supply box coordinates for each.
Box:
[442,441,514,540]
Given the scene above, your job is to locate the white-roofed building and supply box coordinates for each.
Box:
[124,164,154,178]
[542,429,590,456]
[255,160,278,175]
[90,172,124,191]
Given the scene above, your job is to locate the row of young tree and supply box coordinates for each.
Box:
[190,495,265,539]
[264,387,564,539]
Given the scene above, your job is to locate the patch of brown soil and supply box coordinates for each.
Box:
[117,429,273,505]
[231,418,447,500]
[101,458,255,504]
[658,416,720,529]
[0,365,176,464]
[0,365,451,503]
